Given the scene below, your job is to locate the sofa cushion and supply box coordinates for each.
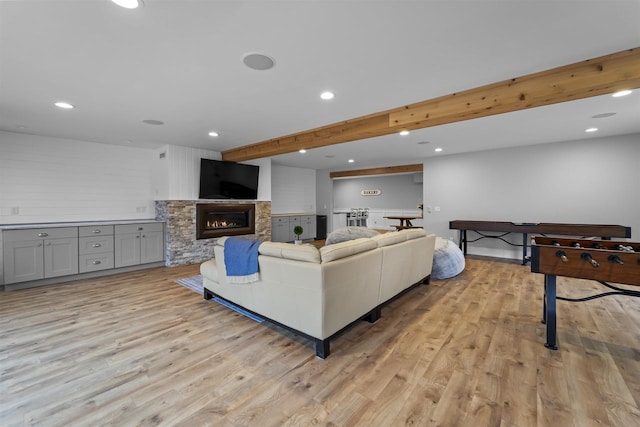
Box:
[325,226,379,245]
[320,237,377,263]
[371,231,407,247]
[399,228,427,240]
[259,241,321,263]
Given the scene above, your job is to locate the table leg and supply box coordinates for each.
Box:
[544,274,558,350]
[522,232,528,265]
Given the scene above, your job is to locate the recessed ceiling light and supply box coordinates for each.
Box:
[592,112,616,119]
[142,119,164,125]
[434,147,443,152]
[612,90,632,98]
[242,53,275,71]
[299,149,306,153]
[54,102,74,109]
[208,131,219,137]
[348,159,355,163]
[585,127,598,133]
[399,130,410,136]
[320,91,335,100]
[111,0,141,9]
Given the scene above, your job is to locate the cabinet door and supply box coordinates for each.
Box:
[3,240,44,284]
[288,216,302,241]
[271,217,289,242]
[301,216,316,240]
[140,231,164,264]
[114,233,141,267]
[44,237,79,279]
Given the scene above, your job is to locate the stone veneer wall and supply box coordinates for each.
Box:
[155,200,271,267]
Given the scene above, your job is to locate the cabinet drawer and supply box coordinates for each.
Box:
[289,216,301,223]
[79,254,114,273]
[115,222,164,234]
[272,217,290,224]
[79,236,114,255]
[4,227,78,242]
[79,225,114,237]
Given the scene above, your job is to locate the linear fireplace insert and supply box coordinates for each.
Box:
[196,203,256,239]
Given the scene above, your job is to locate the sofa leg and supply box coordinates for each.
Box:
[315,339,330,359]
[204,288,214,300]
[421,275,431,285]
[364,306,381,323]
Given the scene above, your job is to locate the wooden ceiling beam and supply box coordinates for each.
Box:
[222,47,640,162]
[330,163,423,179]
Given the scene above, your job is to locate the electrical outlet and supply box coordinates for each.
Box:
[434,206,441,212]
[136,206,147,213]
[11,207,19,215]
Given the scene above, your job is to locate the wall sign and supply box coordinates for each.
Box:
[361,189,381,196]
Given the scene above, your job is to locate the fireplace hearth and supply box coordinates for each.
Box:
[196,203,255,239]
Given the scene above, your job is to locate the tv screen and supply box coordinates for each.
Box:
[199,159,259,200]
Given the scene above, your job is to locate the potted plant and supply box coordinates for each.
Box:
[293,225,304,244]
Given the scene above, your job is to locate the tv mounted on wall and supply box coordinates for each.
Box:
[199,158,259,200]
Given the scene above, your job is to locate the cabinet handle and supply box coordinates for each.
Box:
[38,232,48,237]
[93,243,102,248]
[142,234,146,238]
[92,260,101,265]
[136,235,140,238]
[138,227,144,231]
[92,230,101,234]
[37,243,43,247]
[46,242,51,246]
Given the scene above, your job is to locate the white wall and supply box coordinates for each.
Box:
[151,145,272,201]
[271,165,316,214]
[0,131,156,224]
[332,173,422,210]
[422,134,640,259]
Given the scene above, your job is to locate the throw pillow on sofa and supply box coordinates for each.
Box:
[325,226,379,245]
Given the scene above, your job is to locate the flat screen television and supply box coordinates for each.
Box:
[199,158,260,200]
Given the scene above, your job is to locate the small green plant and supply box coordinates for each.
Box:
[293,225,304,240]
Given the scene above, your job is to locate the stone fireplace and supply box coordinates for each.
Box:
[196,203,255,239]
[155,200,271,266]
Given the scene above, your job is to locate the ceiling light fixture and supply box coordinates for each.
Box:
[242,53,275,71]
[208,131,219,137]
[348,159,355,163]
[299,149,306,153]
[585,127,598,133]
[320,91,335,100]
[399,130,410,136]
[54,101,74,109]
[111,0,141,9]
[612,90,632,97]
[434,147,443,152]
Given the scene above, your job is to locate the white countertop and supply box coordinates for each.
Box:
[0,219,164,230]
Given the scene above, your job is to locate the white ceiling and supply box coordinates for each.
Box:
[1,0,639,171]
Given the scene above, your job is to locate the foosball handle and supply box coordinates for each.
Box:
[581,252,600,268]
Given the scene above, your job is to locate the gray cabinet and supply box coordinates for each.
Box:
[271,216,290,242]
[271,215,317,242]
[3,227,78,285]
[288,216,301,241]
[115,223,164,268]
[78,225,114,273]
[301,215,316,240]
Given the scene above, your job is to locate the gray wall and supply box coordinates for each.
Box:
[422,133,640,259]
[332,173,423,210]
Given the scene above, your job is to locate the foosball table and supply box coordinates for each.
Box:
[531,236,640,350]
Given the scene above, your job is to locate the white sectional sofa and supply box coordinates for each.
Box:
[200,229,436,358]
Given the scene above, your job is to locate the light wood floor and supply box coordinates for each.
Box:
[1,258,639,426]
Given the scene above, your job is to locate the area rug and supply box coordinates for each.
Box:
[175,275,263,323]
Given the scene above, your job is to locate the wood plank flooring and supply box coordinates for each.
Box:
[1,258,639,426]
